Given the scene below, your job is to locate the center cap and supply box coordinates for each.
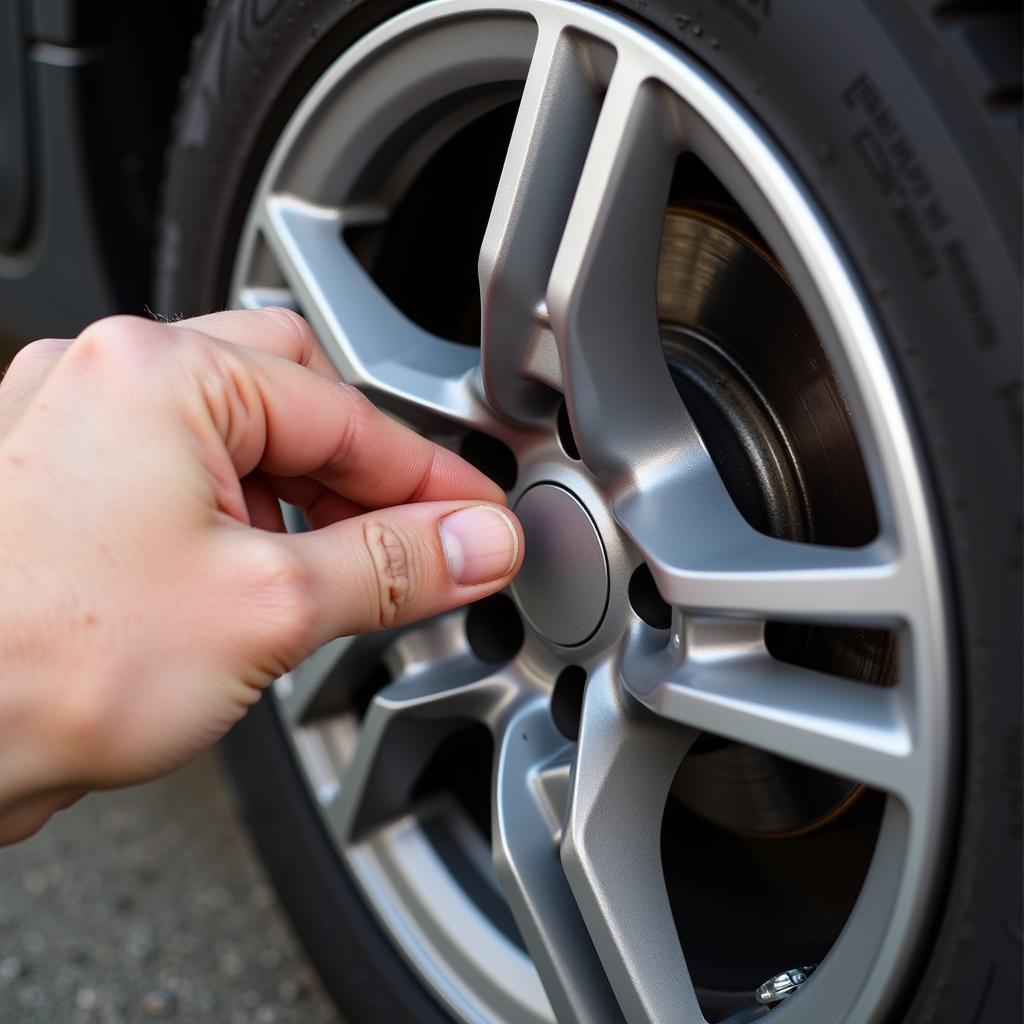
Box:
[510,484,609,646]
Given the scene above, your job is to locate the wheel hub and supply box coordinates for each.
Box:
[510,483,609,646]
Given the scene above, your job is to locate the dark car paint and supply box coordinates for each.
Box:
[0,0,206,353]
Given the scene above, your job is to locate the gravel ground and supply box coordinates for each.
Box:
[0,753,340,1024]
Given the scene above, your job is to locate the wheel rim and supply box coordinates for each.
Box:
[229,2,954,1022]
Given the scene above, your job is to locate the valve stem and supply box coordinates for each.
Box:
[755,964,817,1005]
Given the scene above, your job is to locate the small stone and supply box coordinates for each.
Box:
[21,931,47,955]
[173,977,194,1000]
[125,925,157,962]
[70,944,92,966]
[196,886,231,911]
[257,946,281,970]
[241,988,262,1009]
[101,808,131,832]
[193,988,217,1012]
[167,931,196,956]
[92,941,118,967]
[141,989,177,1018]
[0,956,26,984]
[251,882,274,909]
[17,983,46,1008]
[113,892,136,914]
[254,1008,279,1024]
[217,946,244,978]
[277,977,302,1003]
[76,987,102,1011]
[23,868,52,894]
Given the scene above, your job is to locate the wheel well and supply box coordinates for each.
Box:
[93,0,210,295]
[0,1,210,347]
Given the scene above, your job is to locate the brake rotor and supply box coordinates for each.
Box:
[657,207,897,838]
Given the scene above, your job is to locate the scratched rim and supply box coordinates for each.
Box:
[229,2,954,1022]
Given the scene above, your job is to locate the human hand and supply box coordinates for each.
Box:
[0,309,522,843]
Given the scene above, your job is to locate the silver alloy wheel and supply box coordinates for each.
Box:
[229,2,953,1022]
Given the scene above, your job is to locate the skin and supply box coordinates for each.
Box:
[0,308,524,845]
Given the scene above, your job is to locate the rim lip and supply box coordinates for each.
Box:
[227,2,956,1022]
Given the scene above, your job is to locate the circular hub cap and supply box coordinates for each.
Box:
[511,484,609,646]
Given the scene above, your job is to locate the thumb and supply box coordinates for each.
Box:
[268,500,523,648]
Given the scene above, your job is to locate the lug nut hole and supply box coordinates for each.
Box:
[556,402,581,461]
[466,593,524,663]
[460,431,517,491]
[628,564,672,630]
[551,665,587,741]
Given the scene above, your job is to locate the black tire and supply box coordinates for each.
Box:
[155,2,1022,1022]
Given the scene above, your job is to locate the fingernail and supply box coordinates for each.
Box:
[439,506,519,586]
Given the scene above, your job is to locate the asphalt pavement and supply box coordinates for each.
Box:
[0,753,340,1023]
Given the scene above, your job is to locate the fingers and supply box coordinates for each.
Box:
[291,500,523,640]
[182,310,506,506]
[54,312,504,510]
[262,473,368,528]
[228,501,523,666]
[175,323,505,508]
[240,472,286,532]
[0,339,71,438]
[179,307,340,381]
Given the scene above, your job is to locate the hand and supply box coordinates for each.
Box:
[0,309,523,843]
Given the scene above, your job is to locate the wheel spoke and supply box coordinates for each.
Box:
[616,469,907,623]
[493,697,624,1024]
[478,25,609,421]
[543,62,910,627]
[277,629,408,726]
[561,662,703,1024]
[546,68,683,482]
[622,622,916,799]
[237,285,299,311]
[325,656,518,844]
[260,194,506,435]
[274,635,355,725]
[275,609,470,726]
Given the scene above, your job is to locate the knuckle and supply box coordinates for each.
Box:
[261,305,311,339]
[73,315,163,367]
[178,331,238,387]
[245,540,318,653]
[259,306,321,367]
[362,518,419,629]
[337,378,369,405]
[328,383,371,462]
[187,343,264,450]
[2,338,65,383]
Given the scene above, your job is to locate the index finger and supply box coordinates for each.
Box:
[179,307,340,380]
[179,322,505,509]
